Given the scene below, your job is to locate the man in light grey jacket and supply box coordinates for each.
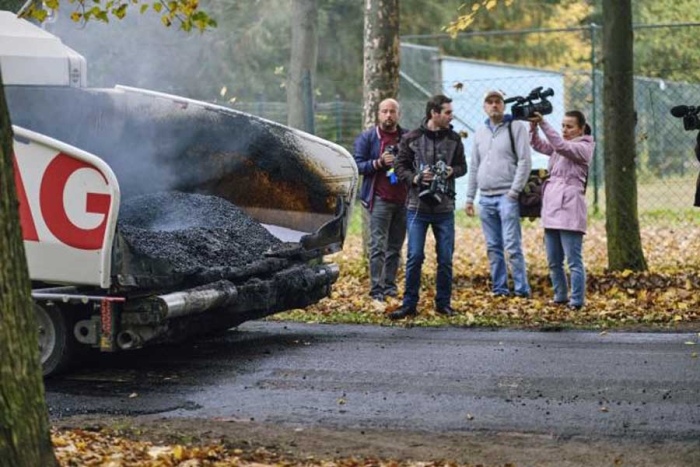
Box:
[465,89,532,298]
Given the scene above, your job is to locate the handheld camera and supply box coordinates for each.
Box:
[670,105,700,131]
[418,160,455,206]
[504,86,555,121]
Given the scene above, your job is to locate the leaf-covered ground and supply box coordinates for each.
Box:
[52,426,518,467]
[273,222,700,328]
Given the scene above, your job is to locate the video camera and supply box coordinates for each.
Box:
[419,160,455,206]
[670,105,700,131]
[504,86,555,121]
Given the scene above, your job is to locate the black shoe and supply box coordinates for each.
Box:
[435,305,456,317]
[514,292,531,299]
[370,293,384,302]
[388,306,417,320]
[568,303,583,311]
[384,289,398,298]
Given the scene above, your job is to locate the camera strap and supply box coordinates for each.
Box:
[507,121,517,160]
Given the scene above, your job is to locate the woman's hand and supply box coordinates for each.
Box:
[528,112,544,125]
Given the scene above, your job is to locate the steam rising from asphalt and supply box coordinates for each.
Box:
[118,191,283,275]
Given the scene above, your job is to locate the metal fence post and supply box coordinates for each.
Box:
[303,70,315,135]
[590,23,600,214]
[335,94,343,143]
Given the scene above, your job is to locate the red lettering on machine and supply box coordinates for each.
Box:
[14,152,112,250]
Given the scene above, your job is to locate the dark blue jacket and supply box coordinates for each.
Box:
[353,125,407,211]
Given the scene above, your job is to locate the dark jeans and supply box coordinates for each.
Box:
[368,196,407,298]
[403,209,455,308]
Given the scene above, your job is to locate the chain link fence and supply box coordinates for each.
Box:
[232,25,700,269]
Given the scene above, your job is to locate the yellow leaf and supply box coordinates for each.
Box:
[114,4,127,19]
[621,269,633,278]
[220,86,227,97]
[33,9,48,22]
[70,11,82,21]
[173,445,184,460]
[337,398,346,405]
[684,341,696,345]
[691,353,698,359]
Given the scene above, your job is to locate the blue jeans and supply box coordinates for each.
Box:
[544,229,585,307]
[403,210,455,309]
[478,194,530,296]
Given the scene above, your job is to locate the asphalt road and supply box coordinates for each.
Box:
[46,321,700,441]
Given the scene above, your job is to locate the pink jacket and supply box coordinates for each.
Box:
[530,120,595,234]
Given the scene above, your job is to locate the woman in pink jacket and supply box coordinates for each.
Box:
[529,110,595,310]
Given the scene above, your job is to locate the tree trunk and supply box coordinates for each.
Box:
[0,73,58,467]
[361,0,400,257]
[287,0,318,132]
[602,0,647,271]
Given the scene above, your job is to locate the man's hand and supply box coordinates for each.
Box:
[465,203,475,217]
[380,151,395,167]
[421,166,434,184]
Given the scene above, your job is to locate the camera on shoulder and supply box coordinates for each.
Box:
[670,105,700,131]
[505,86,555,121]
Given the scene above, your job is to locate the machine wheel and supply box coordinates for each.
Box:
[35,301,78,377]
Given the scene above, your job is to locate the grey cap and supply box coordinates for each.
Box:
[483,89,506,101]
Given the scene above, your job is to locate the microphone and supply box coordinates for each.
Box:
[671,105,689,117]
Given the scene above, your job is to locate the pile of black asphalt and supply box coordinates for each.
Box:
[118,191,283,279]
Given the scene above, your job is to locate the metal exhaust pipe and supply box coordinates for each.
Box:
[116,330,140,350]
[155,280,238,320]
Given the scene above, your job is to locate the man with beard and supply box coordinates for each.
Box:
[354,98,408,301]
[389,94,467,319]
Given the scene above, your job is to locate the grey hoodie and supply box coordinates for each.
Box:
[466,116,532,203]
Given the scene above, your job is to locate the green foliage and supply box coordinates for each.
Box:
[25,0,700,112]
[20,0,215,32]
[437,0,700,82]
